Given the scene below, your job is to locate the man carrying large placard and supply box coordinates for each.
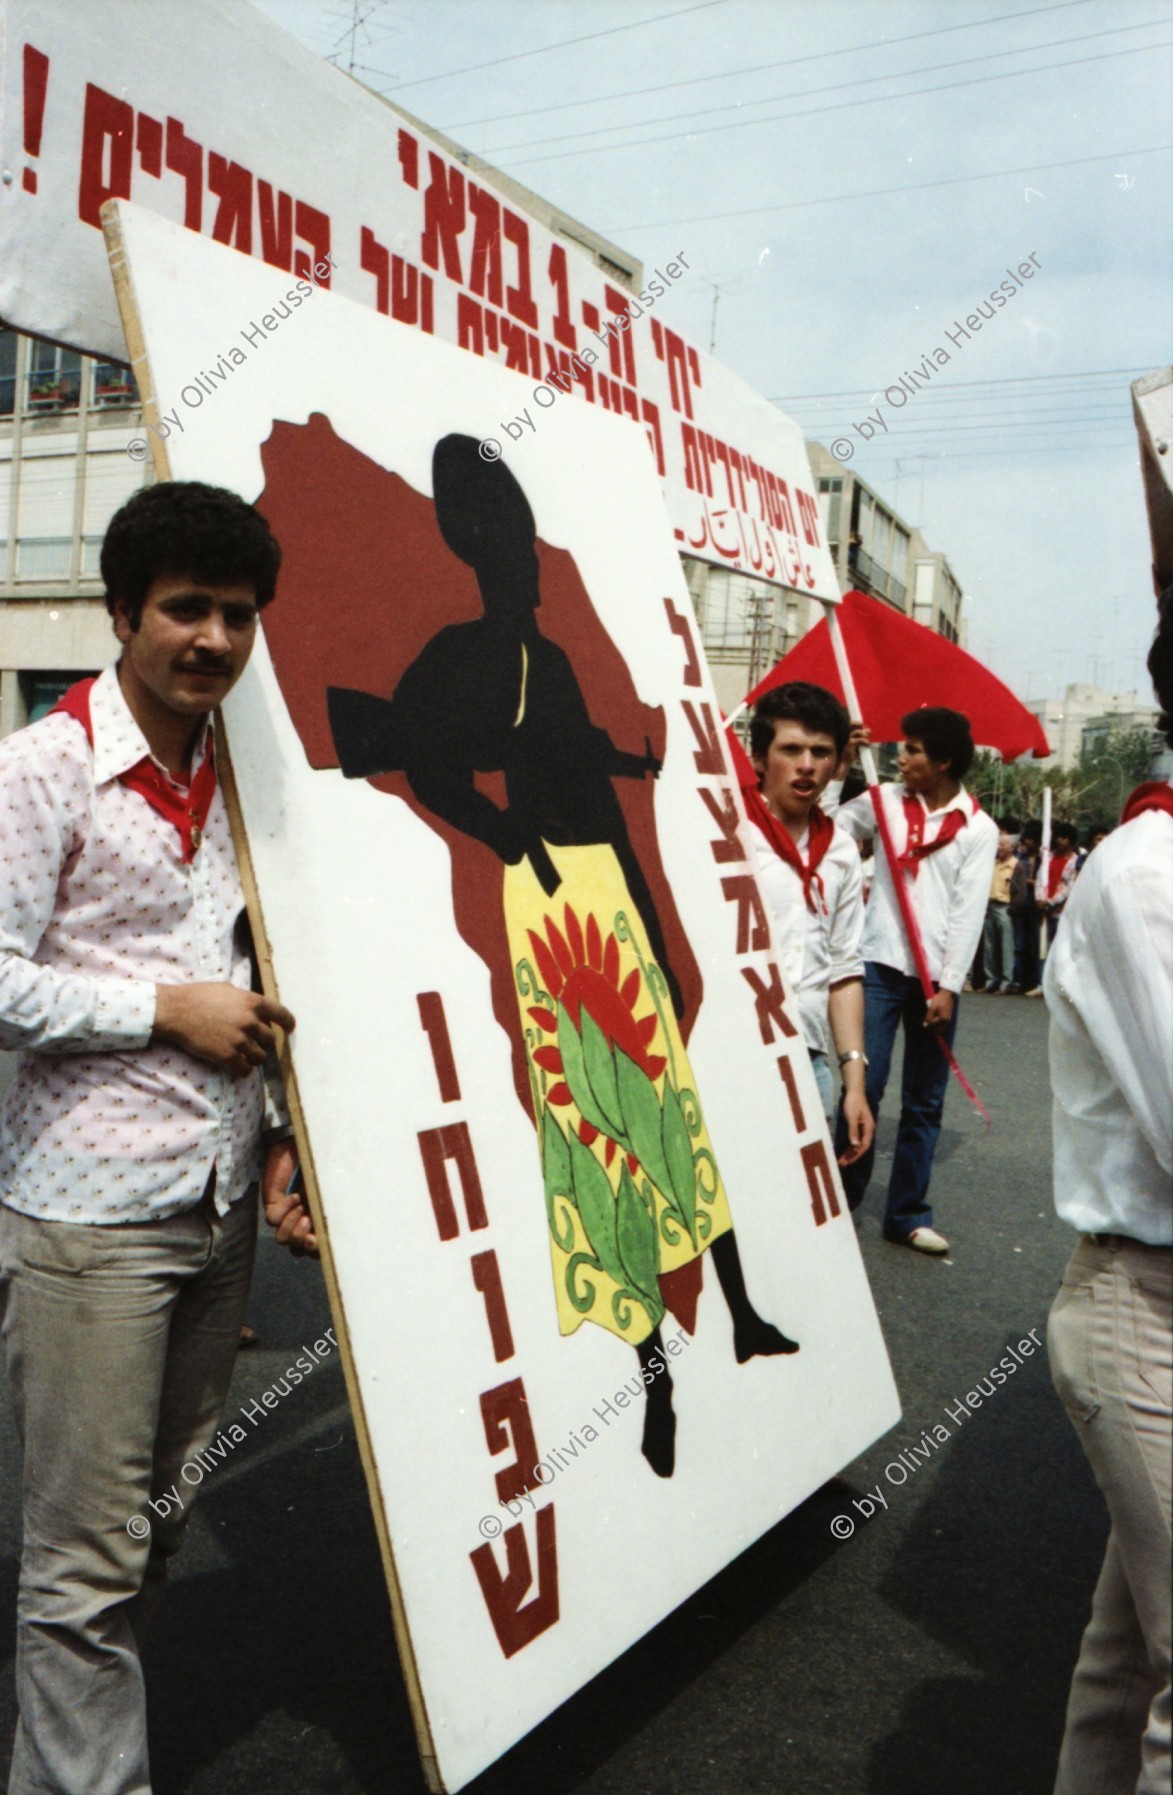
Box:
[0,482,312,1794]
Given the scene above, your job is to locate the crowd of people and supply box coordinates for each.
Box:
[0,477,1167,1795]
[972,814,1112,996]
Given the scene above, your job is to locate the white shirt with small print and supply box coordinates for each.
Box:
[751,821,865,1058]
[0,665,285,1223]
[833,781,998,994]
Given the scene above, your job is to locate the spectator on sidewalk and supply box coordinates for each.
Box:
[1007,819,1042,994]
[981,823,1018,992]
[1039,820,1079,946]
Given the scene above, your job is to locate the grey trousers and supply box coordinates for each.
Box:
[0,1186,257,1795]
[1048,1235,1173,1795]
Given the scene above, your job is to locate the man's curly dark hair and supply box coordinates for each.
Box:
[101,481,281,628]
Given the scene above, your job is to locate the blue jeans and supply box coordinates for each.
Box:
[835,962,960,1239]
[808,1049,834,1119]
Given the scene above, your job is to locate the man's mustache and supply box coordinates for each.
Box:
[176,657,233,675]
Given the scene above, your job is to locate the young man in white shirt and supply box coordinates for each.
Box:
[746,682,873,1163]
[0,481,314,1795]
[1045,605,1172,1795]
[832,707,998,1255]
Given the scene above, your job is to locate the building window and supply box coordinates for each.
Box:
[80,535,104,576]
[16,537,72,578]
[0,330,16,418]
[91,362,138,408]
[25,342,82,413]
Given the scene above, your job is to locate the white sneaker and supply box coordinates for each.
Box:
[905,1227,951,1255]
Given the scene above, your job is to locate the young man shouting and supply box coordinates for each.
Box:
[832,707,997,1255]
[746,682,873,1163]
[0,481,314,1794]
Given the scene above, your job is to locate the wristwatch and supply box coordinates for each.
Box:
[837,1049,869,1068]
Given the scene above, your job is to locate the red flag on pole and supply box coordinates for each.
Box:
[740,588,1050,760]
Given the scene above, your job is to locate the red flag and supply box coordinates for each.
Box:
[746,589,1050,760]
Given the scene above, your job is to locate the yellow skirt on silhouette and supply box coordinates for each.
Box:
[505,842,732,1348]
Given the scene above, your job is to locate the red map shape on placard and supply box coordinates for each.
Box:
[255,414,702,1105]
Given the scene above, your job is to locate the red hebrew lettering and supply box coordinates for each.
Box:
[797,488,822,547]
[699,786,745,863]
[393,256,421,326]
[78,84,133,228]
[258,181,292,270]
[503,210,538,327]
[136,112,163,179]
[681,423,707,496]
[604,284,637,386]
[641,398,665,475]
[581,300,601,337]
[662,327,698,419]
[417,991,461,1102]
[417,1123,488,1240]
[293,201,330,282]
[422,152,465,281]
[471,1250,515,1361]
[208,153,252,253]
[485,311,499,353]
[164,117,202,230]
[500,318,531,375]
[480,1378,541,1505]
[728,448,749,511]
[397,128,419,190]
[470,1506,559,1659]
[680,701,724,776]
[741,963,799,1043]
[714,440,738,507]
[664,597,702,687]
[21,44,49,195]
[772,474,798,538]
[547,244,576,349]
[361,226,390,314]
[421,273,434,334]
[802,1139,841,1226]
[467,185,503,308]
[722,875,770,955]
[776,1057,806,1132]
[529,334,543,380]
[457,293,485,356]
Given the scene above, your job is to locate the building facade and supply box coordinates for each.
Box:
[806,441,965,643]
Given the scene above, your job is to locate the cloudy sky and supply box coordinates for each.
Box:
[254,0,1172,705]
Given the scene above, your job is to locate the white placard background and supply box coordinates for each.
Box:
[112,202,897,1794]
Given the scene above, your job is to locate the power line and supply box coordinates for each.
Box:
[438,0,1095,131]
[481,16,1159,158]
[600,142,1172,234]
[378,0,732,96]
[500,36,1173,170]
[772,366,1152,401]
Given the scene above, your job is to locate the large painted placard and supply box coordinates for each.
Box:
[0,0,837,593]
[107,200,896,1793]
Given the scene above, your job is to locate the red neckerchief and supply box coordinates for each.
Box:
[1044,851,1073,900]
[746,788,835,914]
[51,677,216,863]
[899,790,978,878]
[1121,781,1173,824]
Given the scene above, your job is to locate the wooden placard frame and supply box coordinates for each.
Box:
[99,197,443,1793]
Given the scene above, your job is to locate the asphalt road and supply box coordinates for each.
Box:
[0,993,1101,1795]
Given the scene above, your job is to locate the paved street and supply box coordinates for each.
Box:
[0,993,1100,1795]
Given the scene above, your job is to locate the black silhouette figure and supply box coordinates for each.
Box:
[327,436,796,1478]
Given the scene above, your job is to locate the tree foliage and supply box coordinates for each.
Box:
[968,726,1155,835]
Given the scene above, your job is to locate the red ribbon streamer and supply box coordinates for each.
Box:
[869,785,990,1126]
